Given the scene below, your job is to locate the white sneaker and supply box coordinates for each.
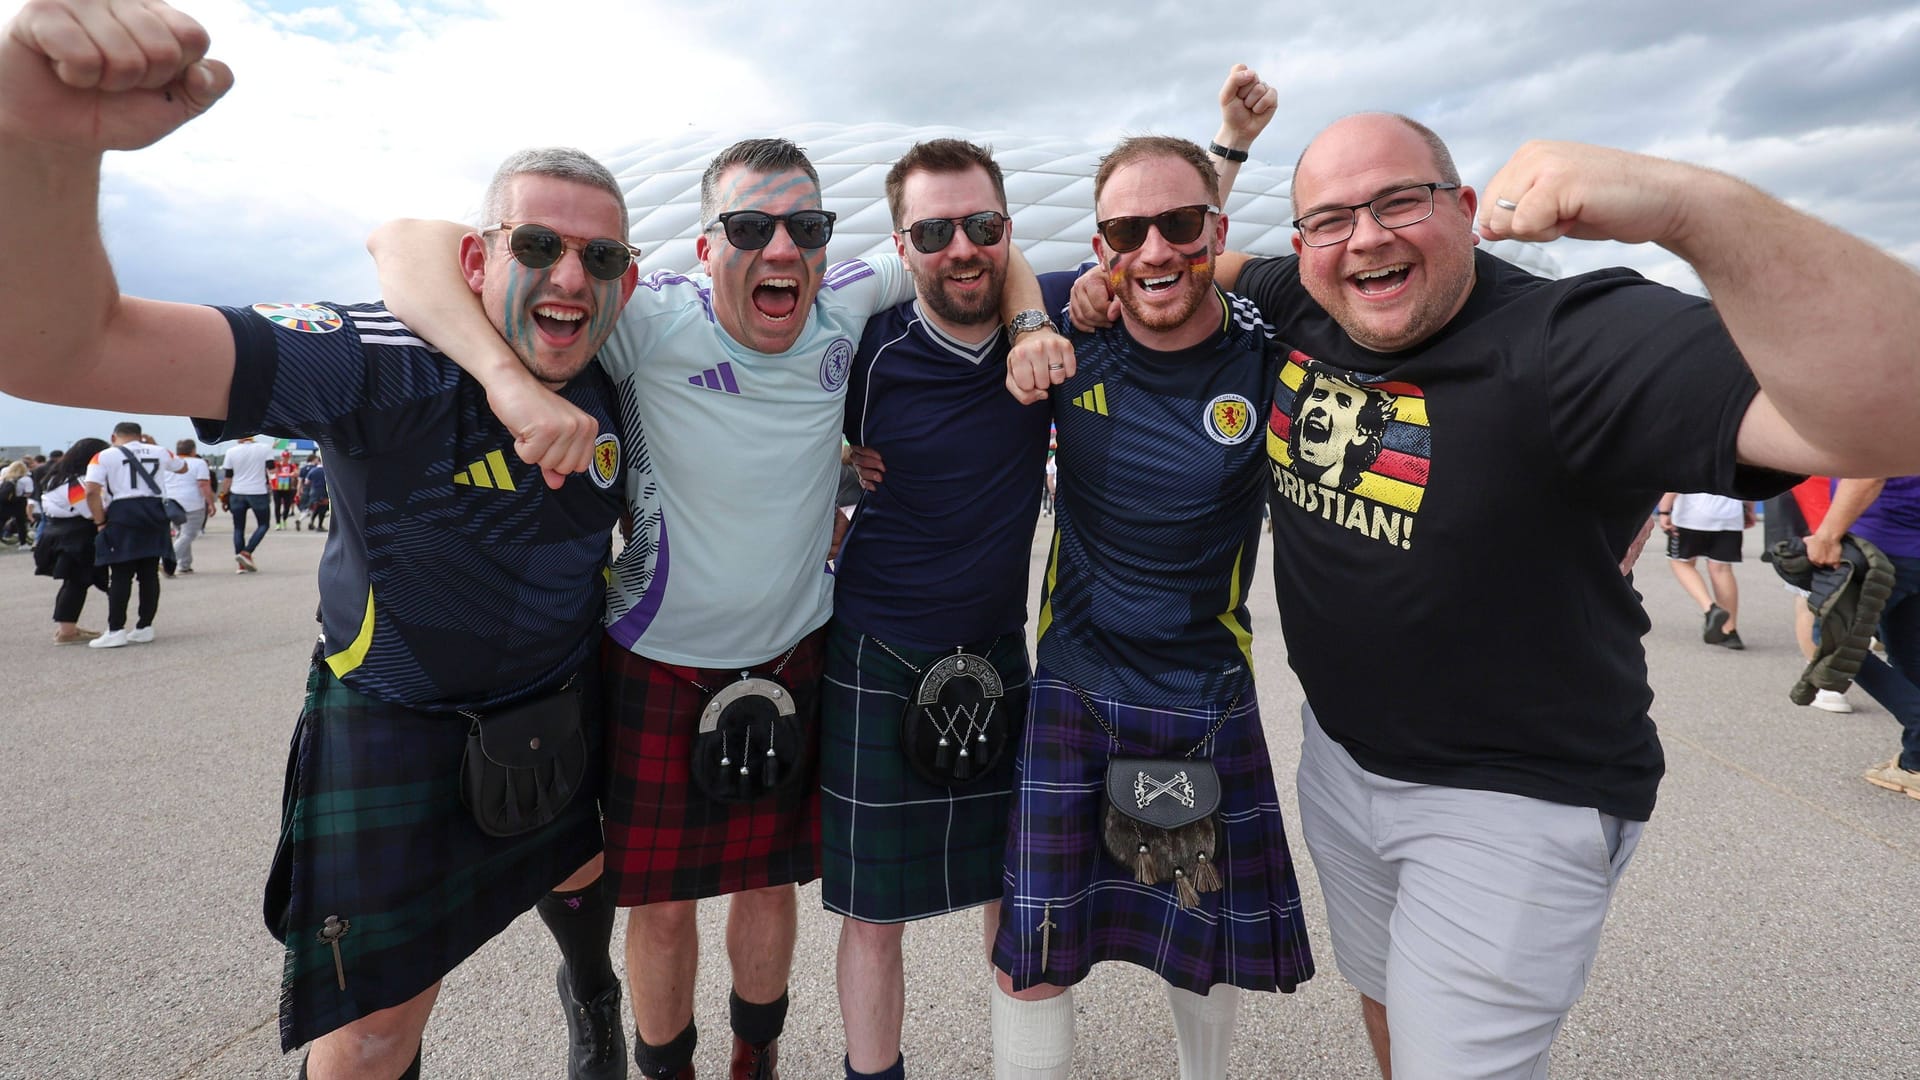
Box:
[1812,689,1855,714]
[88,629,131,649]
[127,626,155,644]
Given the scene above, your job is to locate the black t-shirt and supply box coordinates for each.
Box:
[1237,250,1793,820]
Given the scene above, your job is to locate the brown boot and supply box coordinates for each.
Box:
[729,1037,777,1080]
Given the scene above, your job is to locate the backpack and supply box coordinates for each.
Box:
[0,478,15,503]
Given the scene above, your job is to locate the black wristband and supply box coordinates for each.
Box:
[1656,511,1670,515]
[1208,141,1249,163]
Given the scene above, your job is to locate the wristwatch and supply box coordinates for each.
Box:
[1007,308,1051,343]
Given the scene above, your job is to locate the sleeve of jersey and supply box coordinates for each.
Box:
[195,303,462,457]
[1543,275,1799,499]
[822,253,914,314]
[1038,271,1079,330]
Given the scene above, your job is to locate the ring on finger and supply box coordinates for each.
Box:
[1494,197,1519,211]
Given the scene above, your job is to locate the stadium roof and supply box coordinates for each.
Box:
[592,122,1560,279]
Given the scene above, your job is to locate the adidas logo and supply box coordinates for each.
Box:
[1072,382,1110,416]
[689,362,741,394]
[453,449,517,491]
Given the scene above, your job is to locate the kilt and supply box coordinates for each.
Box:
[990,668,1315,995]
[264,660,604,1051]
[819,620,1028,923]
[601,628,825,906]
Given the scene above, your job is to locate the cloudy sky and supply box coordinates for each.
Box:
[4,0,1917,454]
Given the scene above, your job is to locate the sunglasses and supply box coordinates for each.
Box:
[481,222,640,281]
[707,209,837,251]
[905,211,1009,254]
[1095,204,1220,254]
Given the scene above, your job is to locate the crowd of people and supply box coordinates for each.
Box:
[4,3,1920,1080]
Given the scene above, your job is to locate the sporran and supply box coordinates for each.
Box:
[1073,685,1236,910]
[878,637,1011,787]
[686,643,808,803]
[458,677,588,837]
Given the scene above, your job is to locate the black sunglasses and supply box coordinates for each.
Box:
[481,222,639,281]
[905,211,1009,254]
[707,209,837,251]
[1095,204,1219,254]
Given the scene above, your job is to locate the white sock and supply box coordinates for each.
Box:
[1167,983,1242,1080]
[991,982,1075,1080]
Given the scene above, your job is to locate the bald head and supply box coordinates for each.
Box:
[1291,113,1460,219]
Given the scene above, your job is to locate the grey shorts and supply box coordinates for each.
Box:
[1296,704,1643,1080]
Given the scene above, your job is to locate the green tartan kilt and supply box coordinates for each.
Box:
[264,661,603,1051]
[819,619,1028,923]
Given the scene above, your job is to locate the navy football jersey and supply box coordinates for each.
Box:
[836,299,1052,649]
[198,301,625,711]
[1037,283,1276,706]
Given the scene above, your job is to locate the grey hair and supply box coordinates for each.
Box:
[480,147,629,235]
[698,138,820,224]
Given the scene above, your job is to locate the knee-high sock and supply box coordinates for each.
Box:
[991,983,1074,1080]
[537,879,617,999]
[1166,983,1241,1080]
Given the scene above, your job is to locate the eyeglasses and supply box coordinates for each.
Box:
[1095,204,1219,254]
[480,222,641,280]
[1291,183,1461,248]
[706,209,837,251]
[904,211,1009,254]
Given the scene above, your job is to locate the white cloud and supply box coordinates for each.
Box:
[1,0,1915,451]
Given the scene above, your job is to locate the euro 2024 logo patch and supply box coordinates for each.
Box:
[251,302,343,333]
[591,433,620,489]
[819,338,854,391]
[1204,393,1255,445]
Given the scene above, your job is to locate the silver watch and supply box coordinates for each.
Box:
[1007,309,1051,342]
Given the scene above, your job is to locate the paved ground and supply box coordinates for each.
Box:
[2,520,1916,1079]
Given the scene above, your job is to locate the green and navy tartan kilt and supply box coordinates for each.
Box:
[264,661,604,1051]
[990,668,1315,995]
[600,628,825,906]
[819,620,1029,923]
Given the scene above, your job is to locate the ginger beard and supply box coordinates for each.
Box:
[1109,246,1216,333]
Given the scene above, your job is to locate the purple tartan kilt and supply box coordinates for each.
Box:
[990,668,1315,995]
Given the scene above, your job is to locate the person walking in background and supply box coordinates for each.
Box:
[1805,477,1920,801]
[1659,491,1755,650]
[270,448,300,529]
[0,458,30,545]
[33,436,110,644]
[83,421,186,649]
[221,434,273,572]
[164,437,216,574]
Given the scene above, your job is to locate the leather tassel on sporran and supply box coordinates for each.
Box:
[1101,757,1224,910]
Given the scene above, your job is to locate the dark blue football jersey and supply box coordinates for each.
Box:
[198,301,625,711]
[1037,284,1276,707]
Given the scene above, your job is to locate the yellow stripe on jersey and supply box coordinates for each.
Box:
[485,450,516,490]
[1036,527,1063,641]
[1216,543,1255,673]
[325,586,377,679]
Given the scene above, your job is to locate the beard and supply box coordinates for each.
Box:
[914,257,1004,328]
[1114,256,1215,333]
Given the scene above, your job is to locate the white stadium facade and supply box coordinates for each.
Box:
[591,122,1560,280]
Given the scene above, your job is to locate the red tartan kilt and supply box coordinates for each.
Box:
[599,629,825,906]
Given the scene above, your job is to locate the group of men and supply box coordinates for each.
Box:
[5,3,1920,1080]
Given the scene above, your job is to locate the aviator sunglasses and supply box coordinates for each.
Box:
[707,209,838,251]
[1095,204,1219,254]
[905,211,1010,254]
[481,222,641,281]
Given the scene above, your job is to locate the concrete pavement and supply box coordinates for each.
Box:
[1,521,1915,1078]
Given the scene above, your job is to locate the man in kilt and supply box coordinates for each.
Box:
[822,139,1052,1080]
[0,9,641,1078]
[995,133,1315,1080]
[372,133,1073,1076]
